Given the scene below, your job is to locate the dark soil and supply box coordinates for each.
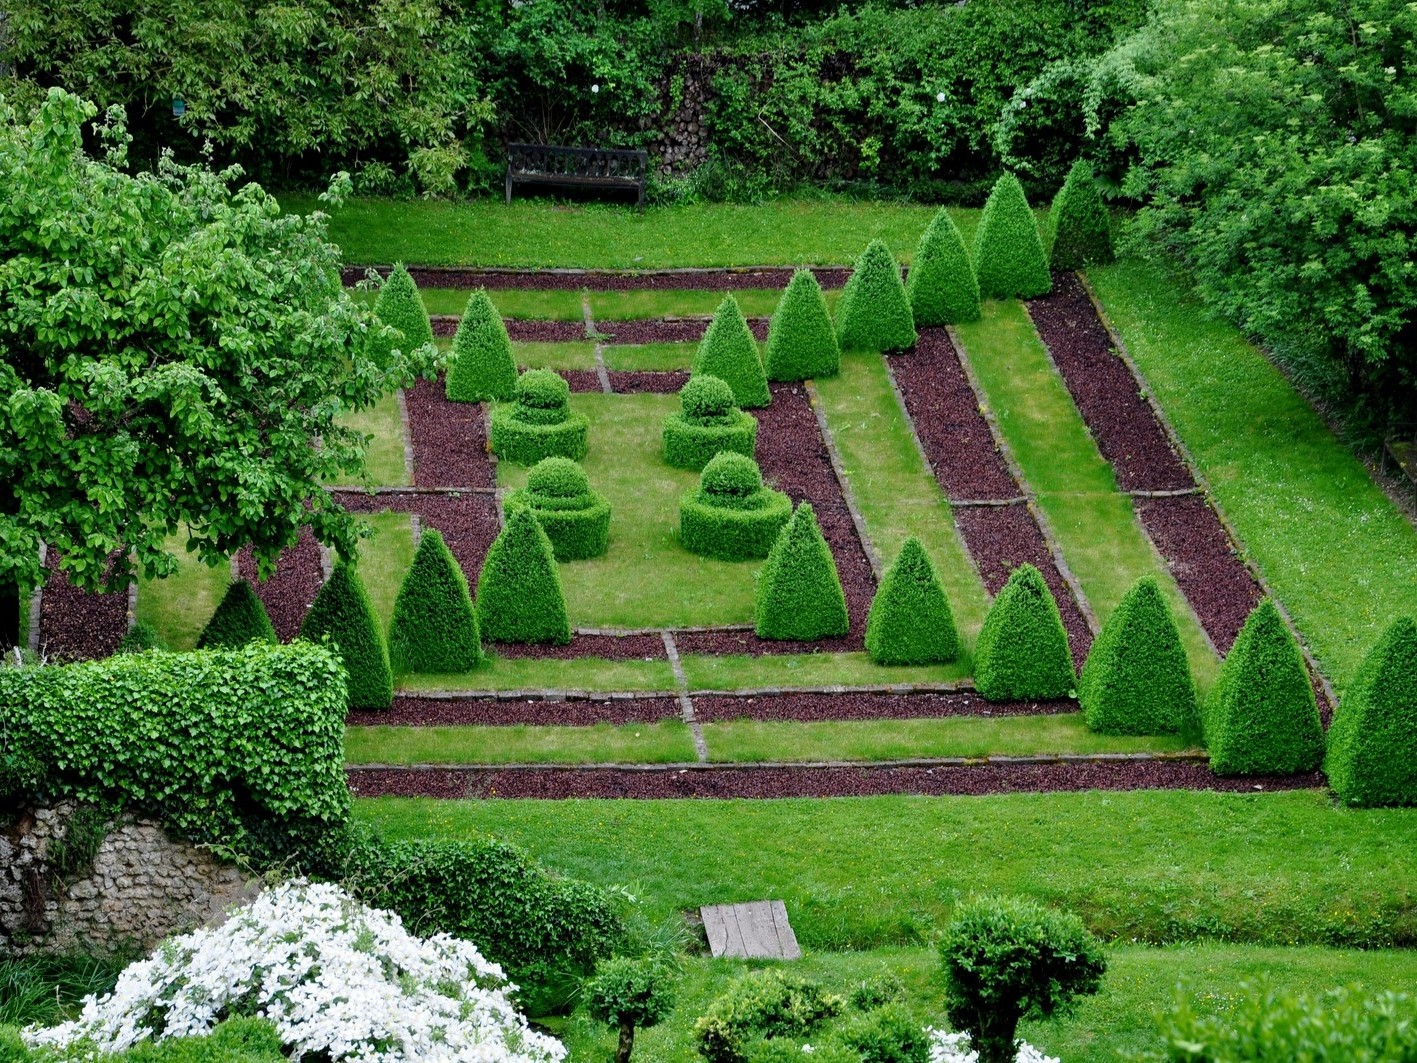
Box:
[605,371,690,394]
[36,552,129,661]
[403,376,496,490]
[595,319,769,344]
[693,691,1073,722]
[237,530,325,642]
[350,694,682,727]
[491,633,669,660]
[343,266,852,292]
[505,320,588,342]
[561,369,604,393]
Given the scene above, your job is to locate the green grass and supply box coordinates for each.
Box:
[602,342,697,371]
[1090,259,1417,691]
[513,341,598,370]
[397,654,678,693]
[135,533,233,650]
[344,720,695,765]
[352,286,584,320]
[352,511,417,633]
[331,390,409,487]
[680,652,971,691]
[589,288,841,320]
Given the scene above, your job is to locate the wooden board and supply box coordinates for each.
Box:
[701,900,801,960]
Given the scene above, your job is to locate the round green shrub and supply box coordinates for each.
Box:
[445,289,518,402]
[508,457,612,561]
[692,295,772,409]
[906,208,981,326]
[755,502,849,641]
[701,451,764,500]
[299,562,393,711]
[865,538,959,665]
[764,269,841,381]
[197,579,277,651]
[586,957,678,1063]
[475,505,571,644]
[663,376,757,471]
[1048,159,1114,271]
[387,528,481,675]
[681,375,738,423]
[679,454,791,561]
[490,369,589,465]
[116,620,165,654]
[973,172,1052,300]
[527,455,593,501]
[973,564,1075,702]
[372,263,434,354]
[833,1003,931,1063]
[1325,616,1417,806]
[835,240,917,353]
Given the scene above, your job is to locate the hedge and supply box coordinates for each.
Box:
[755,502,849,641]
[489,368,590,465]
[1079,576,1197,736]
[691,295,772,408]
[386,528,482,675]
[1325,616,1417,806]
[764,269,841,381]
[195,579,276,650]
[973,172,1052,300]
[834,240,917,353]
[1204,600,1323,776]
[445,289,518,402]
[1047,159,1114,271]
[973,564,1075,701]
[506,457,612,560]
[864,537,959,665]
[662,375,758,470]
[372,263,434,355]
[299,562,393,711]
[475,505,571,645]
[679,452,792,561]
[906,208,982,326]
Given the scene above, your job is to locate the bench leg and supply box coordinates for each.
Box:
[637,179,645,212]
[505,172,513,207]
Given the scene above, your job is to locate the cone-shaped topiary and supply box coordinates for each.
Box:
[764,270,841,381]
[1047,160,1114,271]
[864,537,959,665]
[755,502,849,641]
[300,562,393,710]
[974,173,1052,300]
[373,263,434,355]
[490,369,590,465]
[1079,577,1197,736]
[505,456,612,560]
[196,579,277,650]
[691,295,771,408]
[1205,600,1323,776]
[906,208,981,326]
[835,240,917,353]
[1325,616,1417,806]
[387,528,482,675]
[679,452,792,561]
[475,505,571,645]
[446,289,518,402]
[662,374,758,470]
[973,564,1075,702]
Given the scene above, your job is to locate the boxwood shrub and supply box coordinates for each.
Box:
[865,537,959,665]
[1325,616,1417,806]
[445,289,518,402]
[663,375,758,470]
[973,173,1052,300]
[505,457,612,560]
[973,564,1075,702]
[475,505,571,645]
[678,452,792,561]
[300,562,393,711]
[692,296,771,408]
[372,263,434,354]
[694,970,844,1063]
[196,579,276,650]
[755,502,849,641]
[906,208,981,326]
[490,369,590,465]
[764,269,841,381]
[387,528,482,675]
[1047,159,1114,272]
[835,240,917,353]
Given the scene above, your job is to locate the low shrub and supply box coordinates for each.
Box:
[1047,160,1114,271]
[7,1018,286,1061]
[506,457,612,560]
[694,970,844,1063]
[372,263,434,354]
[1326,616,1417,806]
[973,565,1075,702]
[973,173,1052,300]
[764,269,841,381]
[475,505,571,644]
[195,579,277,651]
[834,1003,930,1063]
[692,296,772,408]
[490,368,590,465]
[445,288,518,402]
[116,620,165,654]
[865,538,959,665]
[679,453,792,561]
[586,957,677,1063]
[755,503,850,641]
[663,375,758,470]
[906,209,981,326]
[300,561,393,711]
[835,240,917,353]
[387,528,481,675]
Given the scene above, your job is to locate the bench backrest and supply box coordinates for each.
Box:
[507,143,648,180]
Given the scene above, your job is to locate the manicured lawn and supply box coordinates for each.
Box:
[398,655,678,693]
[513,341,598,371]
[680,652,971,691]
[331,391,409,487]
[344,720,696,765]
[134,533,232,650]
[602,342,698,371]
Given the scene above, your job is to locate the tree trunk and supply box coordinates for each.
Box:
[615,1021,635,1063]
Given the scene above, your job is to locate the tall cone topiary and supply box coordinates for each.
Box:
[754,503,849,641]
[1326,616,1417,806]
[1048,160,1114,271]
[196,579,277,650]
[1205,600,1323,776]
[300,562,393,710]
[973,173,1052,300]
[906,208,981,326]
[973,564,1075,701]
[764,269,841,381]
[1079,577,1197,736]
[373,263,434,354]
[865,537,959,665]
[475,505,571,645]
[387,528,482,675]
[446,289,518,402]
[835,240,917,353]
[691,295,771,408]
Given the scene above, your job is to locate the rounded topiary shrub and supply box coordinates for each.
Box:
[197,579,277,650]
[475,505,571,645]
[387,528,482,675]
[906,208,981,326]
[505,456,611,561]
[446,289,518,402]
[299,562,393,710]
[835,240,917,354]
[662,374,758,471]
[679,452,792,561]
[490,369,589,465]
[973,564,1075,702]
[865,538,959,665]
[692,295,771,408]
[973,173,1052,300]
[1325,616,1417,806]
[755,502,849,641]
[1048,159,1114,272]
[764,269,841,381]
[372,263,434,354]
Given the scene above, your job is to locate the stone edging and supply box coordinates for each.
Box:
[26,543,46,655]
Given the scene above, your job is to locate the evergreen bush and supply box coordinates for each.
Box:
[1325,616,1417,806]
[1047,159,1114,271]
[973,564,1075,701]
[586,958,678,1063]
[864,538,959,665]
[755,503,849,641]
[973,173,1052,300]
[372,263,434,354]
[386,528,481,675]
[300,562,393,710]
[196,579,277,650]
[445,289,518,402]
[505,457,612,560]
[678,452,792,561]
[905,208,981,326]
[764,269,841,380]
[692,295,771,408]
[475,505,571,645]
[662,375,758,470]
[835,240,917,353]
[489,369,590,465]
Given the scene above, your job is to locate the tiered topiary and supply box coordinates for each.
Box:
[754,502,849,641]
[299,562,393,710]
[196,579,277,650]
[905,208,981,326]
[864,537,959,665]
[1204,600,1324,776]
[445,289,518,402]
[834,240,917,353]
[475,505,571,645]
[973,564,1075,702]
[1048,159,1115,271]
[489,369,589,465]
[662,375,758,470]
[1079,576,1197,736]
[973,173,1052,300]
[678,452,792,561]
[386,528,481,675]
[764,269,841,381]
[1325,616,1417,806]
[372,263,434,355]
[505,457,611,560]
[691,295,771,408]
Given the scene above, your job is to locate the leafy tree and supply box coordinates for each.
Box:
[586,957,678,1063]
[196,580,278,651]
[755,502,849,641]
[835,240,917,353]
[973,565,1075,701]
[1047,159,1113,270]
[1326,616,1417,806]
[692,296,771,408]
[387,528,481,675]
[475,505,571,645]
[299,562,394,711]
[865,538,959,665]
[906,208,981,326]
[764,269,841,381]
[445,289,517,402]
[973,172,1051,300]
[373,264,434,360]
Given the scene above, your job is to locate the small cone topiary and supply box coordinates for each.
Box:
[446,289,518,402]
[197,579,277,650]
[906,208,981,326]
[754,502,849,641]
[1048,160,1114,271]
[691,296,771,408]
[387,528,481,675]
[373,263,434,354]
[475,505,571,645]
[865,538,959,665]
[300,562,393,710]
[973,564,1075,702]
[1325,616,1417,806]
[764,269,841,381]
[1205,600,1324,776]
[973,173,1052,300]
[835,240,917,353]
[1079,576,1197,736]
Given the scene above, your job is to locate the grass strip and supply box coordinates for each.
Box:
[680,652,971,691]
[602,342,698,372]
[513,341,599,371]
[352,286,584,320]
[344,720,696,765]
[352,511,417,634]
[330,391,410,487]
[135,533,232,650]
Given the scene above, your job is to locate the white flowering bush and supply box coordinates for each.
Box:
[24,880,566,1063]
[929,1030,1059,1063]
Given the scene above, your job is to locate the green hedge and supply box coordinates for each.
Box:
[1079,576,1197,736]
[764,270,841,381]
[755,502,849,641]
[475,505,571,645]
[445,289,518,402]
[692,296,772,408]
[835,240,917,353]
[1326,616,1417,806]
[1047,160,1114,271]
[196,579,277,651]
[973,564,1075,702]
[300,562,393,710]
[372,263,434,354]
[490,369,590,465]
[506,457,612,560]
[387,528,482,675]
[973,173,1052,300]
[906,208,982,326]
[865,537,959,665]
[679,453,791,561]
[663,375,758,470]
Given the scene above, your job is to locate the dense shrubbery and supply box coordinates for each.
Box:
[865,538,959,665]
[974,173,1052,300]
[476,505,572,644]
[507,457,612,560]
[678,453,792,561]
[692,297,771,408]
[1326,616,1417,806]
[973,565,1075,702]
[387,528,482,675]
[1046,160,1113,271]
[835,241,917,354]
[905,209,981,327]
[446,289,518,402]
[764,270,841,381]
[195,579,277,651]
[372,264,434,359]
[662,375,758,470]
[754,503,850,641]
[300,562,394,711]
[491,369,590,465]
[695,970,844,1063]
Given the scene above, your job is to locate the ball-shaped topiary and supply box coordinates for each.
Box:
[475,505,571,645]
[755,502,849,641]
[506,457,612,561]
[973,173,1052,300]
[681,375,736,422]
[446,289,518,402]
[692,295,771,408]
[1047,159,1114,272]
[679,452,792,561]
[528,455,592,498]
[586,957,678,1063]
[865,538,959,665]
[906,208,981,326]
[197,579,277,650]
[490,369,589,465]
[663,374,758,471]
[835,240,917,354]
[764,269,841,381]
[387,528,482,675]
[1325,616,1417,806]
[299,562,393,710]
[973,564,1075,702]
[372,263,434,354]
[1079,576,1197,736]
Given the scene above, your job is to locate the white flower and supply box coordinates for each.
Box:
[936,92,947,102]
[928,1029,1060,1063]
[591,84,600,94]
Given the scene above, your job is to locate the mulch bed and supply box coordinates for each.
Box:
[504,320,587,343]
[594,319,769,344]
[605,370,689,394]
[237,530,325,642]
[350,694,682,727]
[343,266,852,292]
[692,691,1073,722]
[334,490,501,594]
[403,376,496,490]
[562,369,604,393]
[36,552,129,661]
[491,633,668,661]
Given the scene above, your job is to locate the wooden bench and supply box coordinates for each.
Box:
[1383,432,1417,505]
[506,144,649,210]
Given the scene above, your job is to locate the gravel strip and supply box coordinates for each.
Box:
[560,369,604,393]
[237,530,325,642]
[605,370,690,394]
[504,320,589,342]
[349,695,682,727]
[343,266,852,292]
[595,318,770,344]
[403,377,496,490]
[693,691,1073,722]
[491,633,669,660]
[36,551,129,661]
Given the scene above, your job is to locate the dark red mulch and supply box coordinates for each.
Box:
[350,695,682,727]
[505,320,588,343]
[595,319,769,344]
[36,551,129,661]
[1025,273,1193,492]
[606,371,690,394]
[237,529,325,642]
[491,633,669,661]
[403,376,496,490]
[343,266,852,292]
[560,369,604,393]
[693,691,1073,722]
[334,491,501,593]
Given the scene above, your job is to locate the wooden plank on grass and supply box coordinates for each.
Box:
[701,900,801,960]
